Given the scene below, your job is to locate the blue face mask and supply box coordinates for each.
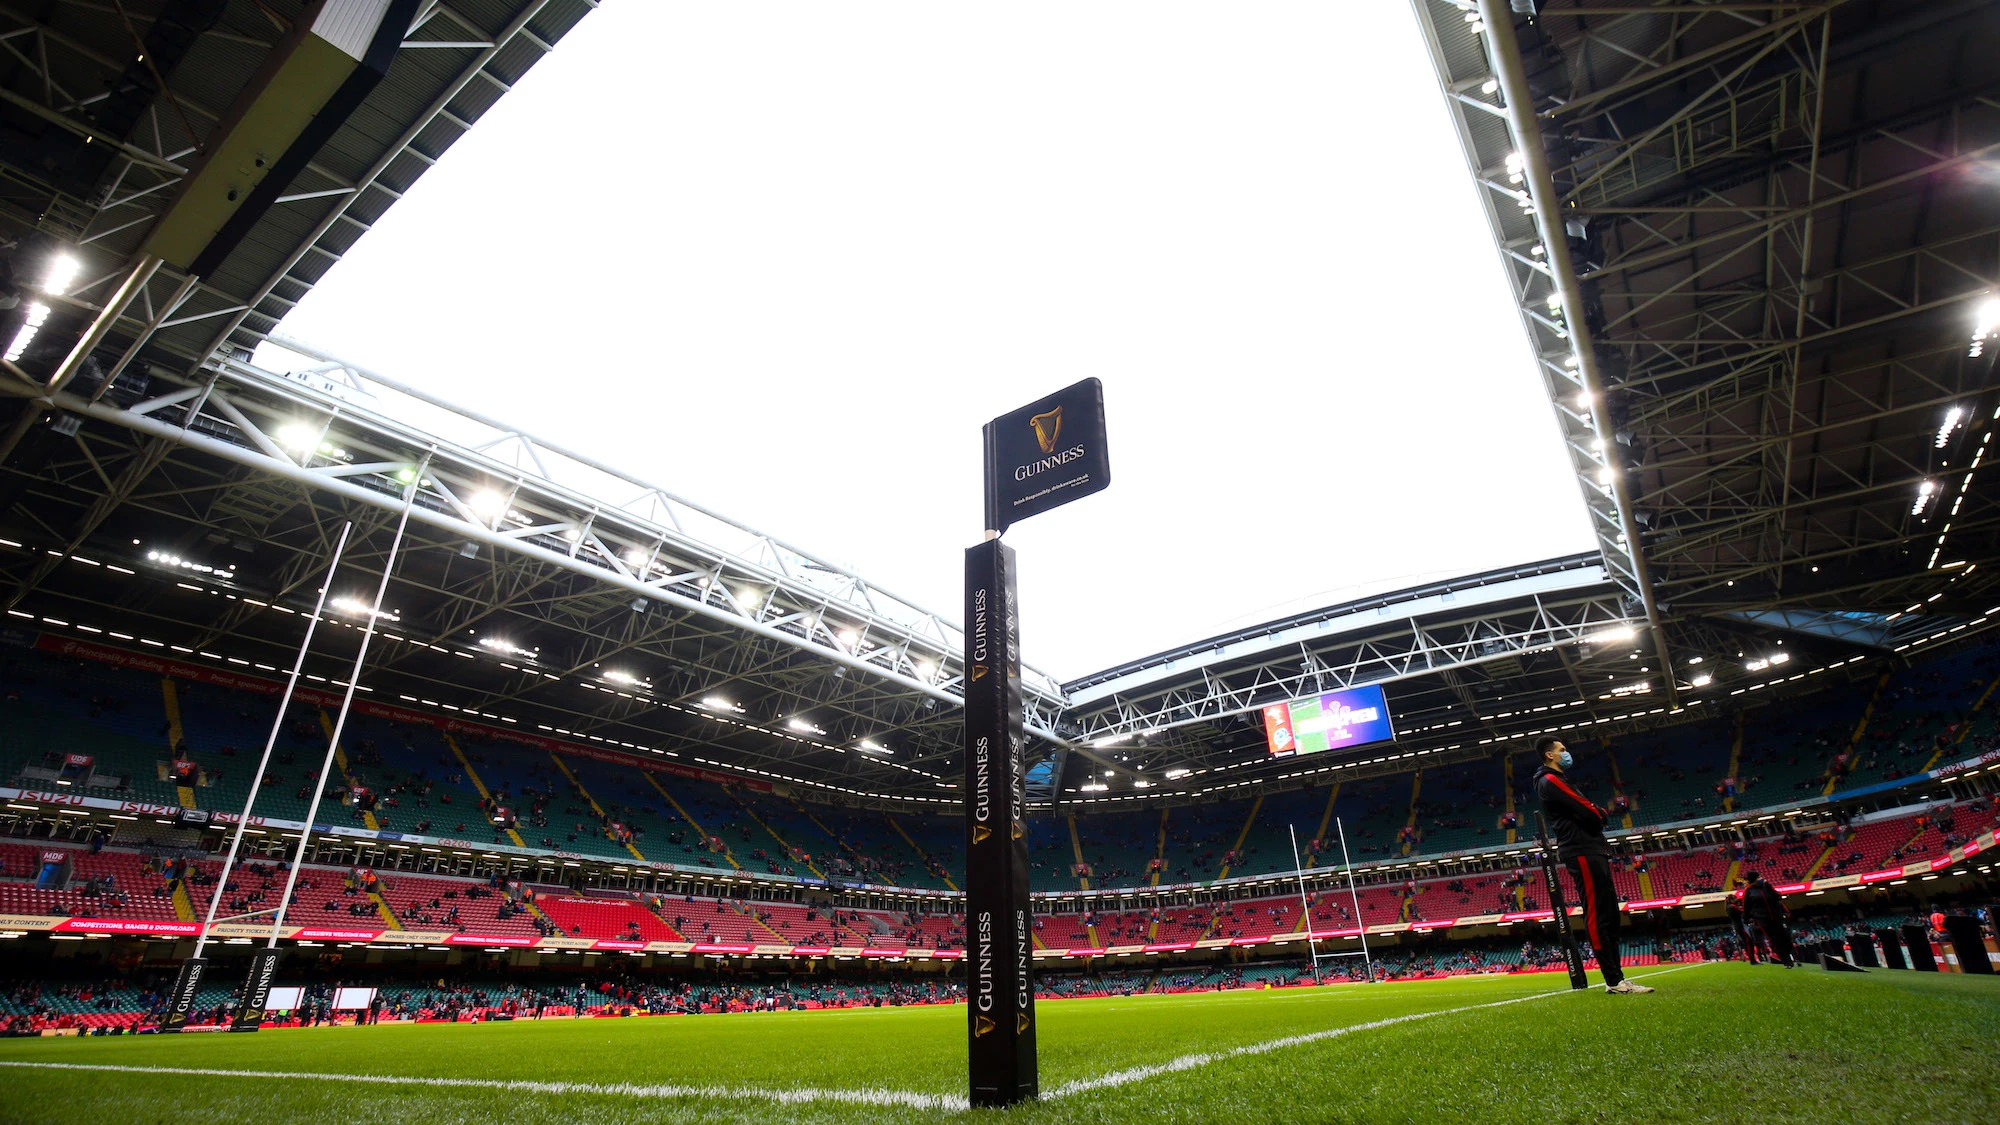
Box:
[1557,750,1574,769]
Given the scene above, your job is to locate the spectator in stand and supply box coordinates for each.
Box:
[1533,737,1653,995]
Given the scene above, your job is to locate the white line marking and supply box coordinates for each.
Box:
[1045,961,1710,1099]
[0,1061,967,1112]
[0,963,1709,1111]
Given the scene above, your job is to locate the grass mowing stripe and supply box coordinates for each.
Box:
[0,965,1705,1116]
[0,1060,964,1111]
[1046,962,1710,1099]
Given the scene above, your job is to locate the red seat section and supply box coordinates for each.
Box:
[535,896,681,941]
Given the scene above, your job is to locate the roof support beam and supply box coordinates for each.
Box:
[1477,0,1679,708]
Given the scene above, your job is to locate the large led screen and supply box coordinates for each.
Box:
[1262,685,1395,757]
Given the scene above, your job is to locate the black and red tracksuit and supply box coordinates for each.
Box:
[1741,879,1794,966]
[1534,765,1624,986]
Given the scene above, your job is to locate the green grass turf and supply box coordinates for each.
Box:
[0,963,1996,1124]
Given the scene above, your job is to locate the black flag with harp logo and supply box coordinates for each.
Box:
[983,378,1110,534]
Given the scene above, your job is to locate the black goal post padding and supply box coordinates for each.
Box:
[1847,934,1880,968]
[1901,926,1940,971]
[1942,916,1993,975]
[1874,929,1908,969]
[159,957,207,1033]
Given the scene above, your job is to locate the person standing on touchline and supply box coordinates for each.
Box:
[1533,736,1654,995]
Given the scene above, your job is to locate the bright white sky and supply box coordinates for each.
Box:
[262,1,1594,681]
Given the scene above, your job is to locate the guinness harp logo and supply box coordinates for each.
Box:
[971,664,989,682]
[975,1014,996,1037]
[1011,821,1025,841]
[1029,407,1063,455]
[1016,1013,1032,1033]
[973,825,991,844]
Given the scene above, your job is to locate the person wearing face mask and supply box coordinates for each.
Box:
[1533,737,1653,994]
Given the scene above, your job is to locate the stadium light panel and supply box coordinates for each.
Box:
[1691,674,1712,687]
[477,636,535,659]
[1583,625,1635,646]
[4,301,49,361]
[330,597,398,622]
[1937,406,1965,448]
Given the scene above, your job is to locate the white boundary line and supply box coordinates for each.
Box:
[0,1061,963,1112]
[0,962,1710,1111]
[1045,961,1708,1099]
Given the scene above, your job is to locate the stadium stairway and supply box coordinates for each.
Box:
[637,897,690,940]
[1824,671,1891,796]
[1719,715,1745,813]
[546,753,645,861]
[725,788,825,880]
[1602,748,1653,899]
[1919,665,2000,772]
[1297,784,1341,868]
[317,710,380,831]
[369,888,402,929]
[159,679,196,809]
[444,733,528,848]
[728,900,788,945]
[1399,771,1424,857]
[638,772,742,871]
[1066,816,1092,890]
[1214,795,1263,880]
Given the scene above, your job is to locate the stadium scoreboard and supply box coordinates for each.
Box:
[1261,685,1394,757]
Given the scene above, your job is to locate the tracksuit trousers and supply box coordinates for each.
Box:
[1564,853,1624,986]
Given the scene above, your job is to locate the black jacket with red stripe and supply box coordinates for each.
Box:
[1741,879,1787,922]
[1533,766,1612,860]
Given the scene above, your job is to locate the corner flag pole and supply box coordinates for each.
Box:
[1288,824,1322,984]
[1533,811,1591,991]
[1335,815,1371,980]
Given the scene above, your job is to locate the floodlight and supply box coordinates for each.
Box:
[42,254,79,296]
[469,489,506,519]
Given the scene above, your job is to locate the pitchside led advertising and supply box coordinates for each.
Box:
[1261,685,1395,757]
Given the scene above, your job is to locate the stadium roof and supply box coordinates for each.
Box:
[0,0,1996,814]
[1408,0,2000,680]
[0,0,594,378]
